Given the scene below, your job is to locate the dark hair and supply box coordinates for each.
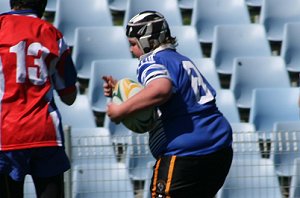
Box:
[149,35,178,50]
[10,0,47,18]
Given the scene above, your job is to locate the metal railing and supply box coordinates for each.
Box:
[24,129,300,198]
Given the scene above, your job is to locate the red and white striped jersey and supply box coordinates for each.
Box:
[0,11,77,151]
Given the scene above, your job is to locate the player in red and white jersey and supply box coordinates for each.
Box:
[0,0,77,197]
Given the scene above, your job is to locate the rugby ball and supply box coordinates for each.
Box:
[112,78,158,133]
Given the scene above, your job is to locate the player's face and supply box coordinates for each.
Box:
[128,38,143,58]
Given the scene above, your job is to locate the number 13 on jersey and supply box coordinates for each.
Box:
[9,40,50,85]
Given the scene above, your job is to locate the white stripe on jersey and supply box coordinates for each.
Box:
[146,75,171,86]
[141,64,170,85]
[49,111,63,146]
[58,38,69,57]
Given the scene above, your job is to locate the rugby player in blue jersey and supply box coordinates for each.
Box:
[103,10,233,198]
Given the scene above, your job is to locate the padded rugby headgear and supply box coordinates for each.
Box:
[126,10,171,53]
[10,0,47,18]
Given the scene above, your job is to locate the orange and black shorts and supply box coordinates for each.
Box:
[150,147,233,198]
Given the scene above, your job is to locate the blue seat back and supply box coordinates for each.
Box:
[191,0,251,43]
[211,24,272,75]
[88,58,139,113]
[72,162,135,198]
[249,88,300,133]
[281,22,300,72]
[170,26,203,59]
[55,94,96,128]
[72,27,132,80]
[0,0,10,14]
[230,56,290,109]
[123,0,182,27]
[217,158,282,198]
[215,89,240,123]
[260,0,300,41]
[53,0,113,46]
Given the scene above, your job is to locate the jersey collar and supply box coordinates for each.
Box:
[0,9,38,17]
[140,44,176,61]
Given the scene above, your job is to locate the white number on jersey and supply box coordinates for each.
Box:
[182,61,214,104]
[9,41,50,85]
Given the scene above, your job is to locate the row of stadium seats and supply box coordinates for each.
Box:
[65,21,299,131]
[2,0,300,44]
[2,0,300,77]
[45,0,300,44]
[51,0,300,48]
[69,23,300,82]
[54,55,295,133]
[0,0,265,15]
[87,57,295,120]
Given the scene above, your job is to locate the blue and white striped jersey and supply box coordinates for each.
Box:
[138,44,232,158]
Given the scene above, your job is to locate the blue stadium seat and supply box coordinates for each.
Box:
[230,56,291,110]
[71,127,117,165]
[249,88,300,137]
[88,58,139,114]
[215,89,240,123]
[126,133,155,181]
[45,0,57,12]
[53,0,113,46]
[230,122,256,133]
[259,0,300,42]
[123,0,183,27]
[274,121,300,132]
[245,0,262,7]
[72,27,132,80]
[108,0,128,12]
[170,26,203,59]
[143,161,155,198]
[72,162,135,198]
[178,0,195,10]
[190,0,251,44]
[272,121,300,177]
[191,58,221,90]
[103,114,132,140]
[281,23,300,73]
[54,94,97,128]
[0,0,10,14]
[216,158,282,198]
[289,158,300,198]
[211,24,272,75]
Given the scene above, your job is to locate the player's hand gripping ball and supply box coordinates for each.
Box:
[112,78,158,133]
